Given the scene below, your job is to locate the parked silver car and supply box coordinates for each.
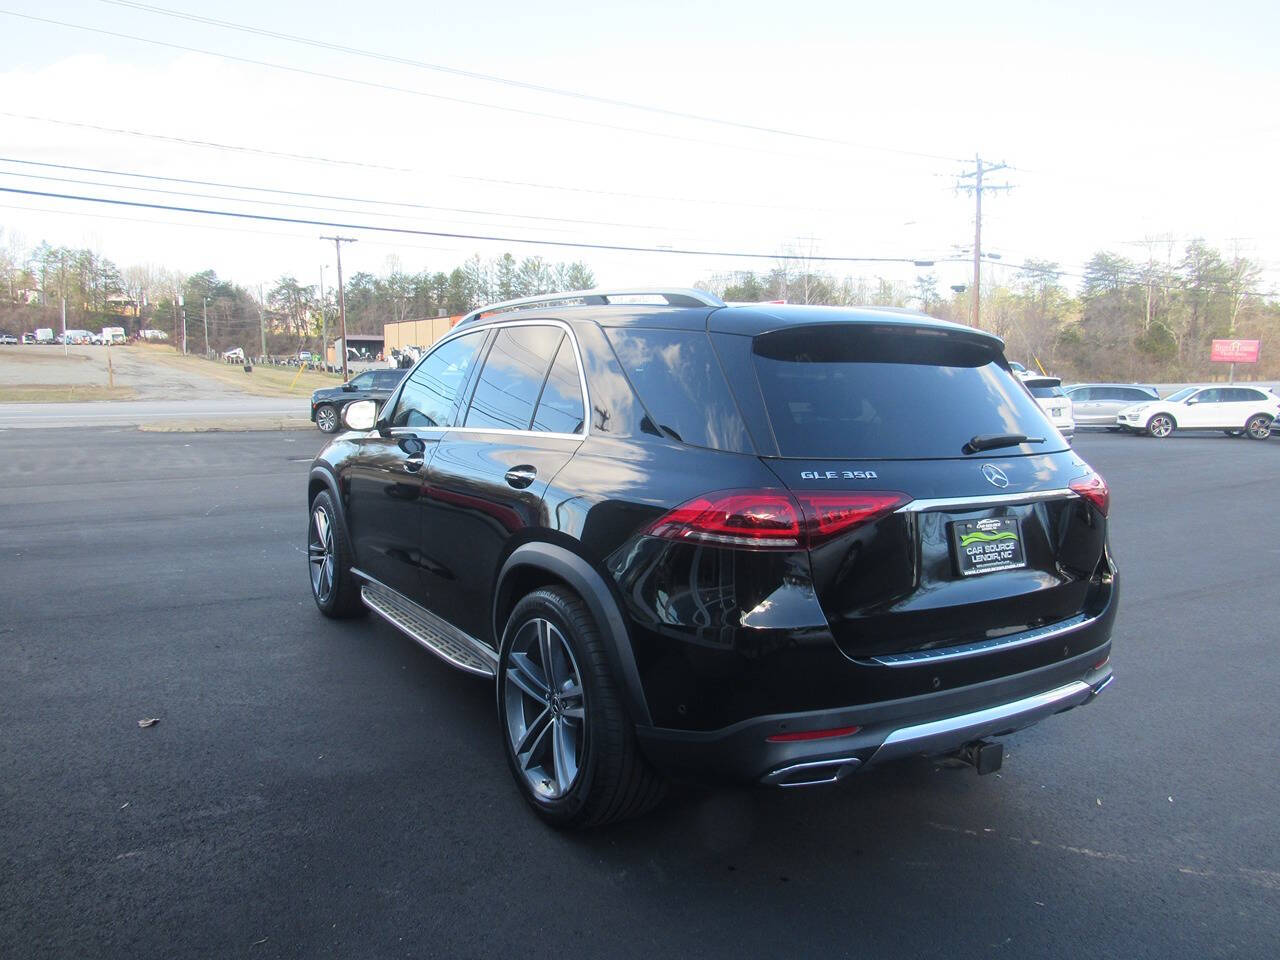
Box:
[1064,383,1160,427]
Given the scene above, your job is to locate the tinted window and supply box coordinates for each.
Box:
[464,325,562,430]
[389,332,484,428]
[348,371,375,389]
[1067,387,1091,401]
[373,369,405,388]
[1026,381,1065,399]
[532,337,586,434]
[606,328,751,452]
[1194,389,1222,403]
[1233,388,1266,402]
[752,324,1062,459]
[1115,387,1148,401]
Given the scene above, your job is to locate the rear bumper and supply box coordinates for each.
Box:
[634,645,1113,786]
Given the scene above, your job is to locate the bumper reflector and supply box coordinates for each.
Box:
[767,725,860,743]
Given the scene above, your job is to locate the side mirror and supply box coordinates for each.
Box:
[341,382,357,392]
[1185,398,1198,405]
[342,399,377,431]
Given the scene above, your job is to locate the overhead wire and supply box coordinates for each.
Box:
[0,186,945,264]
[96,0,967,164]
[0,10,932,165]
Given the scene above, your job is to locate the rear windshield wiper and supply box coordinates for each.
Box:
[963,433,1045,455]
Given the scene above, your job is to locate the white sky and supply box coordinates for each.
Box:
[1,0,1277,297]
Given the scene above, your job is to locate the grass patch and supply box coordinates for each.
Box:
[0,384,138,403]
[140,346,344,396]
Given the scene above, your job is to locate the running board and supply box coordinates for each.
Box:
[356,574,497,678]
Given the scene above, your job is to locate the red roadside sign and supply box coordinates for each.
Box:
[1210,339,1260,363]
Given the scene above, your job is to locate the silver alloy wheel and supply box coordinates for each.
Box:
[309,505,335,602]
[1247,416,1271,440]
[503,618,586,800]
[1149,415,1173,438]
[316,405,338,432]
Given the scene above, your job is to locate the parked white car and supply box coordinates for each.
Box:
[1022,375,1074,440]
[1116,386,1280,439]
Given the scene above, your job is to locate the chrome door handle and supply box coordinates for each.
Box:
[504,465,536,489]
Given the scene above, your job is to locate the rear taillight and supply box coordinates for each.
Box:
[644,491,802,548]
[1069,471,1110,517]
[644,489,910,550]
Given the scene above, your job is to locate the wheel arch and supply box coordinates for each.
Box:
[308,467,354,553]
[495,542,652,727]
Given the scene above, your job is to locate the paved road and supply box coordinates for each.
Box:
[0,397,307,428]
[1,429,1277,959]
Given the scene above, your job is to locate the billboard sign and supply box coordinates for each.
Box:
[1210,339,1260,363]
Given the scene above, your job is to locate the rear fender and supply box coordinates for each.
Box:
[496,542,652,726]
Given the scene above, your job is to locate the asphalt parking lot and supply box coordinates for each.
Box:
[2,427,1277,959]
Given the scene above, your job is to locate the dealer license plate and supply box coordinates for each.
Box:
[952,517,1026,577]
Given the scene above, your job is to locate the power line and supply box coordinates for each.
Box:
[96,0,967,164]
[0,186,941,264]
[0,169,651,239]
[0,115,895,216]
[0,10,915,163]
[0,157,677,232]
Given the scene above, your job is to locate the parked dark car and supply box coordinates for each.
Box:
[310,368,406,432]
[306,288,1117,827]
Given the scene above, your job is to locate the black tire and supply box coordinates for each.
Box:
[1245,414,1272,440]
[307,489,364,617]
[315,403,341,433]
[1146,413,1175,438]
[497,586,666,828]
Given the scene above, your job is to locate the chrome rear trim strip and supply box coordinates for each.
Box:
[898,488,1078,512]
[868,681,1093,765]
[867,613,1095,667]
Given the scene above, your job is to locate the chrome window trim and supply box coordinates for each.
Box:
[387,318,590,439]
[897,488,1078,513]
[866,613,1096,667]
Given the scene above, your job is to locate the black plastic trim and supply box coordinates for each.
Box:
[496,542,652,726]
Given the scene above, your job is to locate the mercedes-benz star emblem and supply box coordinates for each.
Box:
[981,463,1010,488]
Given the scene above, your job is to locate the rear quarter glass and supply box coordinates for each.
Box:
[751,324,1065,460]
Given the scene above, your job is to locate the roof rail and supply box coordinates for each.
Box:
[458,287,726,326]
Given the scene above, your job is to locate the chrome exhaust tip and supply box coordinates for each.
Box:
[760,757,862,788]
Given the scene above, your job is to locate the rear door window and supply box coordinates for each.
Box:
[752,324,1062,459]
[531,336,586,434]
[605,328,751,452]
[464,325,563,431]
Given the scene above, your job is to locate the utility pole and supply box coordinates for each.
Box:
[202,297,210,356]
[61,297,68,357]
[957,155,1013,330]
[258,284,267,359]
[179,295,186,354]
[322,236,356,381]
[318,265,328,371]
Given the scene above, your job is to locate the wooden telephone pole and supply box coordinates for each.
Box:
[957,156,1013,330]
[321,236,356,381]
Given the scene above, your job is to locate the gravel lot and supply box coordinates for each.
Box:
[1,428,1276,959]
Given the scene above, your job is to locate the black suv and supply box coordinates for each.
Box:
[310,368,406,432]
[307,288,1117,827]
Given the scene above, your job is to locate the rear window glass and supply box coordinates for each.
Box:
[605,328,751,452]
[752,324,1062,459]
[1025,380,1065,399]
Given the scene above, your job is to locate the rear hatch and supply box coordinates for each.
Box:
[746,322,1108,661]
[1023,376,1073,429]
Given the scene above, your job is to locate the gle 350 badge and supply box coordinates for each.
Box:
[800,470,879,480]
[951,516,1026,577]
